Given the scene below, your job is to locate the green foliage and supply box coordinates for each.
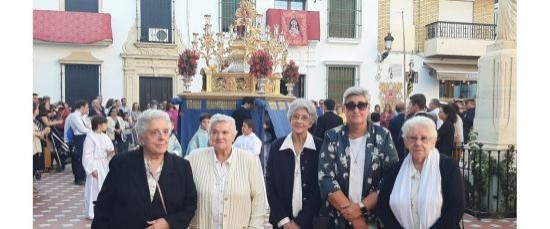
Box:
[465,130,517,217]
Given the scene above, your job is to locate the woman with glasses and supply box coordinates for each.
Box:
[92,109,197,229]
[266,99,322,229]
[377,116,465,229]
[318,86,399,228]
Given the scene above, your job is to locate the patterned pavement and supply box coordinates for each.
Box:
[33,167,516,228]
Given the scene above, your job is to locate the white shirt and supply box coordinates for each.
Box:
[348,134,367,203]
[70,111,91,135]
[411,167,421,229]
[212,151,233,229]
[144,159,164,202]
[277,132,317,227]
[233,132,262,156]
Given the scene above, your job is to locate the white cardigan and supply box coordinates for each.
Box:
[187,147,267,229]
[106,116,126,141]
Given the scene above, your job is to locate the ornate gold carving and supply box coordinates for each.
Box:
[186,100,202,110]
[268,101,278,110]
[207,100,236,110]
[277,101,287,110]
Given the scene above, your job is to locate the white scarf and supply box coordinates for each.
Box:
[389,149,443,229]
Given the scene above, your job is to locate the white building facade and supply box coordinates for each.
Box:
[33,0,413,109]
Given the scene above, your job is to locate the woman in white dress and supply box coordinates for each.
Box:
[82,116,114,219]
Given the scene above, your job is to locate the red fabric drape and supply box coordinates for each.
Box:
[34,10,113,44]
[266,9,320,46]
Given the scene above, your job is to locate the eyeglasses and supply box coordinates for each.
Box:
[344,102,369,111]
[291,114,310,122]
[406,136,434,143]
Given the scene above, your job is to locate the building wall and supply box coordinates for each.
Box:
[473,0,495,24]
[439,0,473,22]
[414,0,439,52]
[34,0,383,106]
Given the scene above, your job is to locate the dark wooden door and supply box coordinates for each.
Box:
[139,77,172,110]
[65,64,99,107]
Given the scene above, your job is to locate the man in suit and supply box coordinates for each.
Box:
[388,102,405,148]
[314,99,343,138]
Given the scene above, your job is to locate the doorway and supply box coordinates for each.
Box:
[139,76,173,110]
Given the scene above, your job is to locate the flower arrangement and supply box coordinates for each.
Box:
[281,60,300,83]
[248,50,273,78]
[178,49,200,77]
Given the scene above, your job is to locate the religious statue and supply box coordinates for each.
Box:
[496,0,516,41]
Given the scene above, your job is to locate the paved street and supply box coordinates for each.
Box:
[33,166,516,228]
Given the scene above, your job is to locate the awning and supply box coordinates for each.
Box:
[424,63,478,81]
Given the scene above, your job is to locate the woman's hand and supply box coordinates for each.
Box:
[92,170,98,178]
[341,203,362,221]
[283,221,301,229]
[146,218,169,229]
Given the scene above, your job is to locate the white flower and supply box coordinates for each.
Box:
[376,134,383,145]
[367,143,373,148]
[372,163,379,171]
[328,143,335,153]
[343,172,349,180]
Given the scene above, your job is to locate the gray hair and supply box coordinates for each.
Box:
[401,116,438,139]
[208,114,238,136]
[342,86,371,104]
[287,98,318,123]
[135,109,172,138]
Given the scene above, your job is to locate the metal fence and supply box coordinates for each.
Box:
[458,143,517,218]
[425,21,496,40]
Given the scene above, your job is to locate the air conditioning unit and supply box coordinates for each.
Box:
[148,28,169,42]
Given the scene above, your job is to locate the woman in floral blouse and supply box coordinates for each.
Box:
[318,86,399,228]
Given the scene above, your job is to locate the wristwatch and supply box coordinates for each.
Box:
[358,202,369,215]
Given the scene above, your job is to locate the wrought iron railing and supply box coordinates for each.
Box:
[425,21,496,40]
[458,143,517,218]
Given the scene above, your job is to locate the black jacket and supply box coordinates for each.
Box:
[266,136,323,229]
[377,153,465,229]
[314,111,343,139]
[436,121,455,157]
[92,148,197,229]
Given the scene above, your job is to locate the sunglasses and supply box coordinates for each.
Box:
[344,102,369,111]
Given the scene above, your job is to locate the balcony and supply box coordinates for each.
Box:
[424,21,495,57]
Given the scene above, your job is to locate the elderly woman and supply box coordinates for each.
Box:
[92,109,197,229]
[377,116,465,229]
[318,86,399,228]
[187,114,267,229]
[266,99,322,229]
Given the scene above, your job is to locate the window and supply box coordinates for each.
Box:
[221,0,241,32]
[280,74,306,97]
[140,0,173,43]
[328,0,361,39]
[64,64,100,107]
[439,81,477,99]
[65,0,98,12]
[327,66,356,102]
[274,0,306,10]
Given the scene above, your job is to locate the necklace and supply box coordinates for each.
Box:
[349,135,366,164]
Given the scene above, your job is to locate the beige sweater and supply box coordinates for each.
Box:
[187,147,267,229]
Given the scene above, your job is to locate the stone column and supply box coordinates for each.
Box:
[474,41,516,150]
[474,0,516,150]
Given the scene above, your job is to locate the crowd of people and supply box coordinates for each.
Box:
[32,85,477,228]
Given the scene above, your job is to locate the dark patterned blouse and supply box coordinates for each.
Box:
[318,123,399,228]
